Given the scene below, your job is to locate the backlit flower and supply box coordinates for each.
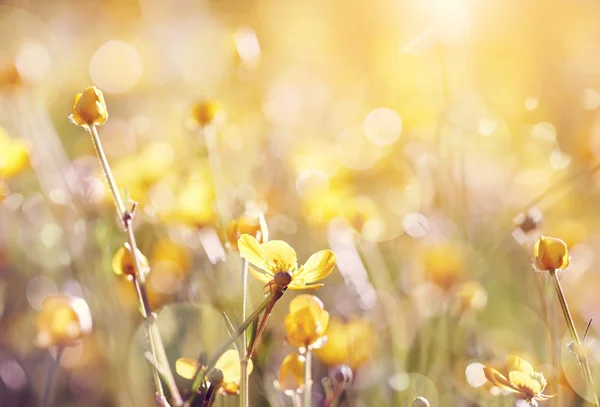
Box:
[188,100,224,129]
[35,294,93,348]
[315,317,374,370]
[0,131,29,179]
[69,86,108,127]
[276,353,305,394]
[227,211,268,251]
[175,349,253,395]
[482,356,553,405]
[237,234,336,290]
[112,244,150,279]
[422,242,465,291]
[284,294,329,351]
[532,236,570,272]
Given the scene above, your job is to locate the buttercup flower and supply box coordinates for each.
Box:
[532,236,570,272]
[284,294,329,351]
[483,356,553,405]
[176,349,253,395]
[188,100,224,128]
[422,242,465,291]
[275,353,305,394]
[112,243,150,279]
[227,211,269,251]
[36,294,93,348]
[315,317,374,370]
[69,86,108,127]
[237,234,336,290]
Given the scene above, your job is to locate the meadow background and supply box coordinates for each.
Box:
[1,0,600,406]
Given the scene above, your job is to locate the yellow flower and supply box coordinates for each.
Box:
[176,349,253,395]
[455,281,487,313]
[227,211,268,251]
[0,129,29,179]
[315,317,374,370]
[284,295,329,351]
[111,244,150,279]
[276,353,305,394]
[0,63,22,89]
[159,177,216,228]
[532,236,570,271]
[422,242,465,291]
[483,357,553,404]
[35,294,93,348]
[69,86,108,127]
[237,234,336,290]
[188,100,224,128]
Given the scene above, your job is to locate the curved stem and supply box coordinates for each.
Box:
[292,393,302,407]
[41,347,64,407]
[240,258,249,407]
[304,349,312,407]
[550,269,599,407]
[88,125,182,406]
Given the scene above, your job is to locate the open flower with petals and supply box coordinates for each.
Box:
[533,236,570,272]
[36,294,93,348]
[483,356,553,405]
[176,349,253,395]
[238,234,336,290]
[284,294,329,351]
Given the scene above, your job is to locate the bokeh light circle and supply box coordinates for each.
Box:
[363,107,402,146]
[89,40,142,94]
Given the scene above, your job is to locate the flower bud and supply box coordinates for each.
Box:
[411,397,430,407]
[112,244,150,279]
[188,100,223,128]
[284,294,329,350]
[514,208,542,234]
[36,294,93,348]
[69,86,108,127]
[532,236,570,271]
[276,353,305,394]
[329,365,353,388]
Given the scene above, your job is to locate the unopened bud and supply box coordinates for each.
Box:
[329,365,353,388]
[207,368,224,386]
[274,271,292,287]
[411,397,430,407]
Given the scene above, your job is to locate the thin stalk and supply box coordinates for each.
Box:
[189,295,274,404]
[88,125,183,406]
[304,349,312,407]
[291,393,302,407]
[240,258,249,407]
[41,347,64,407]
[245,291,281,360]
[549,269,599,407]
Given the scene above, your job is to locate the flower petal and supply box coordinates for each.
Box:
[288,283,324,291]
[483,367,519,392]
[248,266,273,284]
[215,349,242,383]
[509,371,542,396]
[261,240,297,272]
[507,356,534,374]
[238,234,270,271]
[296,250,336,284]
[176,358,200,380]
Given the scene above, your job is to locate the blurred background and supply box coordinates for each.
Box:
[2,0,600,406]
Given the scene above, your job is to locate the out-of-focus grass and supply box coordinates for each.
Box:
[2,0,600,406]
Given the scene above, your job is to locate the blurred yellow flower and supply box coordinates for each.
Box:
[483,356,553,404]
[238,234,336,290]
[532,236,570,272]
[0,130,29,179]
[423,242,465,291]
[0,63,22,89]
[455,281,487,313]
[284,294,329,351]
[227,211,268,251]
[160,177,216,228]
[314,317,374,370]
[275,353,305,394]
[111,244,149,279]
[69,86,108,127]
[35,294,93,348]
[188,100,223,129]
[176,349,253,395]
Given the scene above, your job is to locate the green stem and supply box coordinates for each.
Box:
[304,349,312,407]
[88,125,183,406]
[292,393,302,407]
[41,347,64,407]
[549,269,599,407]
[240,259,249,407]
[189,295,274,404]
